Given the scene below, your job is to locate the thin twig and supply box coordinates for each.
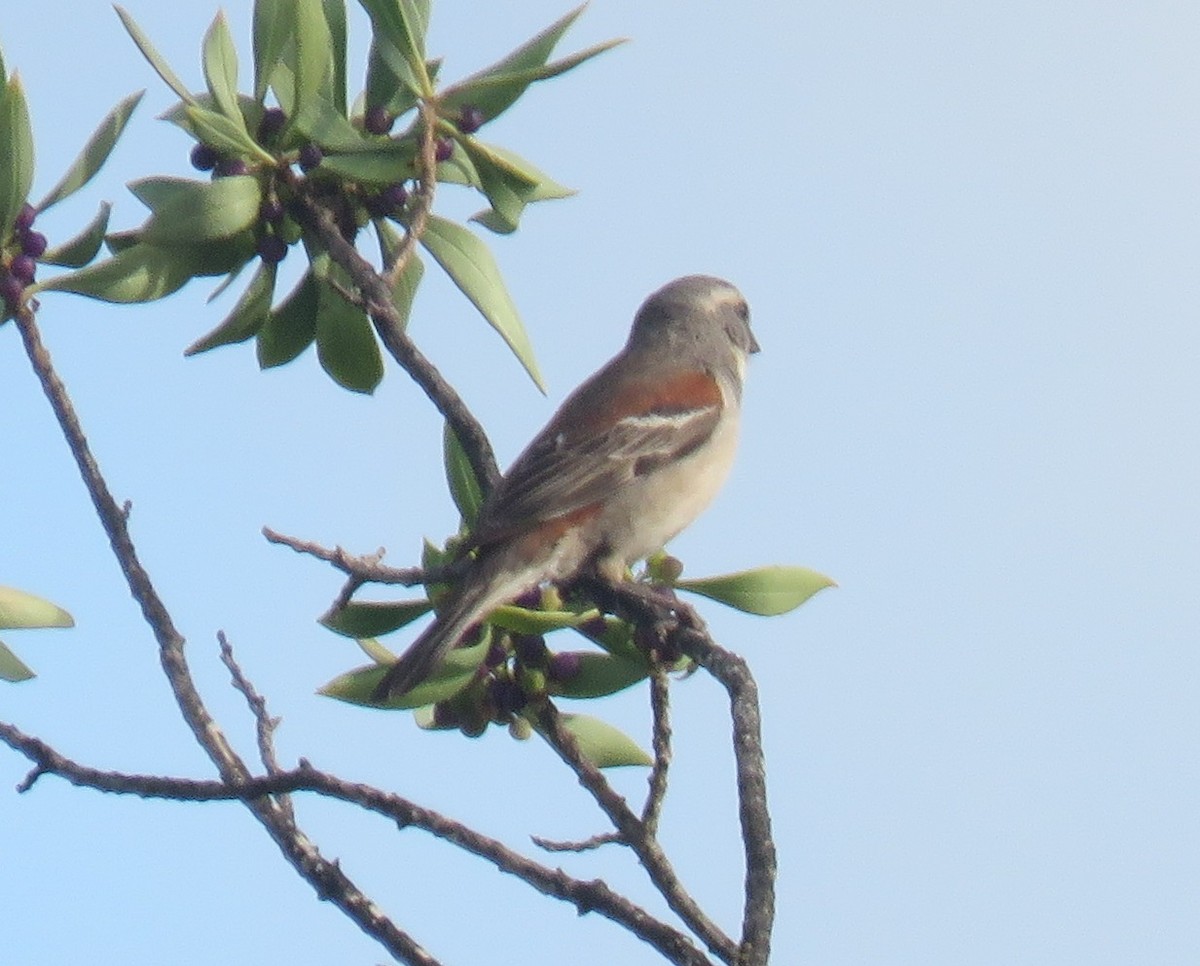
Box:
[286,178,500,493]
[534,702,738,964]
[218,632,295,826]
[587,580,777,966]
[13,306,436,966]
[262,527,424,584]
[0,719,711,966]
[381,101,437,289]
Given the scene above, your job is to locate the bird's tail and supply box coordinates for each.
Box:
[371,555,530,703]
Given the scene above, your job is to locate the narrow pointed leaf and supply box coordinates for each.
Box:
[419,214,543,391]
[319,141,415,183]
[252,0,291,101]
[40,202,112,268]
[36,243,193,303]
[315,279,383,392]
[489,604,594,635]
[321,599,433,638]
[292,0,335,134]
[543,713,652,768]
[38,91,144,211]
[442,38,625,125]
[0,586,75,629]
[322,0,349,114]
[115,6,196,104]
[356,636,397,665]
[0,642,35,683]
[202,12,243,126]
[139,175,262,246]
[319,639,489,709]
[357,0,429,90]
[548,652,648,699]
[257,270,319,367]
[185,104,274,162]
[0,75,34,239]
[676,565,836,616]
[185,261,277,355]
[443,422,484,525]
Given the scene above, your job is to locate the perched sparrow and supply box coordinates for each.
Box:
[374,275,759,700]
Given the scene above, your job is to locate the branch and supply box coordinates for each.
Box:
[534,702,738,964]
[0,719,711,966]
[13,306,436,966]
[584,579,776,966]
[286,173,500,493]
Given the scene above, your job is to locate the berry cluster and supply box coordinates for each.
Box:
[2,203,48,314]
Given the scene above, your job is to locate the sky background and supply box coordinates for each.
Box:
[3,1,1198,963]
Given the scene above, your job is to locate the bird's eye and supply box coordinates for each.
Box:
[735,300,749,322]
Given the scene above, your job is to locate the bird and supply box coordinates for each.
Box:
[373,274,759,701]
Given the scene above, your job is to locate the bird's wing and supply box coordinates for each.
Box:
[472,366,724,548]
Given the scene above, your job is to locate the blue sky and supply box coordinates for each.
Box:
[2,2,1198,963]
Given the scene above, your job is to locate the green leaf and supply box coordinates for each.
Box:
[115,6,196,104]
[356,636,397,665]
[292,0,336,134]
[548,652,648,699]
[315,278,383,392]
[257,270,319,367]
[36,243,194,303]
[323,0,349,115]
[676,565,836,616]
[357,0,430,92]
[440,6,624,122]
[185,261,277,355]
[202,12,243,127]
[489,604,595,636]
[468,142,575,234]
[252,0,292,102]
[318,140,416,184]
[443,422,484,525]
[137,175,263,246]
[184,104,275,163]
[387,236,423,325]
[543,713,652,768]
[0,586,75,629]
[0,641,35,683]
[38,91,144,211]
[0,74,34,240]
[319,638,489,709]
[39,202,112,268]
[321,599,433,638]
[419,214,544,391]
[365,38,420,116]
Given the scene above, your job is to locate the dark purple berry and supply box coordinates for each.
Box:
[548,651,583,682]
[214,157,248,178]
[580,616,609,639]
[434,137,454,163]
[9,254,36,284]
[256,234,288,265]
[14,202,36,233]
[20,230,47,258]
[259,198,286,225]
[298,143,323,172]
[257,107,287,144]
[489,677,526,716]
[190,143,219,171]
[364,105,394,135]
[512,634,546,665]
[457,105,485,134]
[364,184,407,219]
[1,273,24,308]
